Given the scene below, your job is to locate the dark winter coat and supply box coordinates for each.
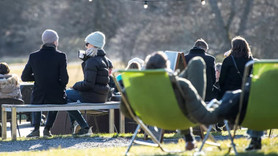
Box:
[219,55,253,98]
[185,47,216,101]
[21,44,69,104]
[73,49,110,103]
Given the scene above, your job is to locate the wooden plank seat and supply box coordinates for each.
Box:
[1,101,125,140]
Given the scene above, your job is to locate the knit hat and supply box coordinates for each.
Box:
[85,31,106,49]
[42,29,59,44]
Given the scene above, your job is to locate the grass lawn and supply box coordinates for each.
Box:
[0,130,278,156]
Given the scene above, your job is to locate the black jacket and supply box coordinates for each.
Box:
[185,47,216,101]
[219,55,252,98]
[73,49,110,102]
[21,44,69,104]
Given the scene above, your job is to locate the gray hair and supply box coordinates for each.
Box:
[194,38,209,51]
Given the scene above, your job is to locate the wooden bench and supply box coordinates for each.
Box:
[1,101,125,140]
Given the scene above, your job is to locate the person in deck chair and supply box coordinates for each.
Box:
[121,51,257,151]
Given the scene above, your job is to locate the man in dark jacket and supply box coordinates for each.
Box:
[185,39,216,101]
[22,29,69,137]
[66,31,110,135]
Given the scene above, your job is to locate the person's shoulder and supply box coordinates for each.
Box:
[0,74,11,79]
[0,74,19,84]
[56,49,66,55]
[205,53,215,60]
[222,56,233,64]
[9,74,19,81]
[29,49,40,56]
[28,50,41,60]
[184,52,190,56]
[55,50,67,58]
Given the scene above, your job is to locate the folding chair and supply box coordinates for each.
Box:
[225,60,278,155]
[113,69,221,155]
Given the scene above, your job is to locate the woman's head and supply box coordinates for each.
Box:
[126,62,141,70]
[145,51,170,69]
[231,36,252,58]
[0,62,10,75]
[126,57,144,70]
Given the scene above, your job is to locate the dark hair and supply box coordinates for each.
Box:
[145,51,169,69]
[230,36,252,58]
[194,38,208,51]
[0,62,10,75]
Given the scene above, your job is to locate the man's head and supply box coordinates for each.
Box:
[145,51,170,69]
[194,38,208,52]
[42,29,59,45]
[0,62,10,75]
[85,31,106,49]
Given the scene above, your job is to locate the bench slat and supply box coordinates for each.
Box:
[1,102,120,112]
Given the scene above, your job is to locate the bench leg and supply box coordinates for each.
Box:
[109,109,114,133]
[1,107,7,140]
[11,107,17,140]
[120,112,125,133]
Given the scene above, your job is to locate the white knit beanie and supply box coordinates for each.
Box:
[85,31,106,49]
[42,29,59,44]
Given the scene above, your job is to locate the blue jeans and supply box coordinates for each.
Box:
[66,89,89,129]
[247,129,264,138]
[32,111,57,129]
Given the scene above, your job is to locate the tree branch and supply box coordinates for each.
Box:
[237,0,254,35]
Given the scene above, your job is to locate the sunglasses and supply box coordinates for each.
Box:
[85,43,90,47]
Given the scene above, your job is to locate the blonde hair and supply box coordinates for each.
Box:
[126,62,141,70]
[194,38,209,51]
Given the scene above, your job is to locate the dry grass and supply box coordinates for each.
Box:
[8,61,125,87]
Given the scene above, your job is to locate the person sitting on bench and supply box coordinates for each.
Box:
[0,62,22,99]
[0,62,22,137]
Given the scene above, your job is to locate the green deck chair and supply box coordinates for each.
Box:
[113,69,220,155]
[227,60,278,155]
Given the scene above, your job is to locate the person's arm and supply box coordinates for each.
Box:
[21,55,35,82]
[59,53,69,88]
[219,58,229,94]
[119,89,133,119]
[211,58,216,85]
[73,60,97,91]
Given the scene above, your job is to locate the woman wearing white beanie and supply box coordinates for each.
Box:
[66,31,111,135]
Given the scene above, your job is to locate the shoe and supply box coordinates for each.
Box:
[27,129,40,138]
[40,114,46,126]
[245,138,262,151]
[73,127,92,137]
[185,141,196,151]
[43,129,52,137]
[215,125,222,132]
[73,124,81,134]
